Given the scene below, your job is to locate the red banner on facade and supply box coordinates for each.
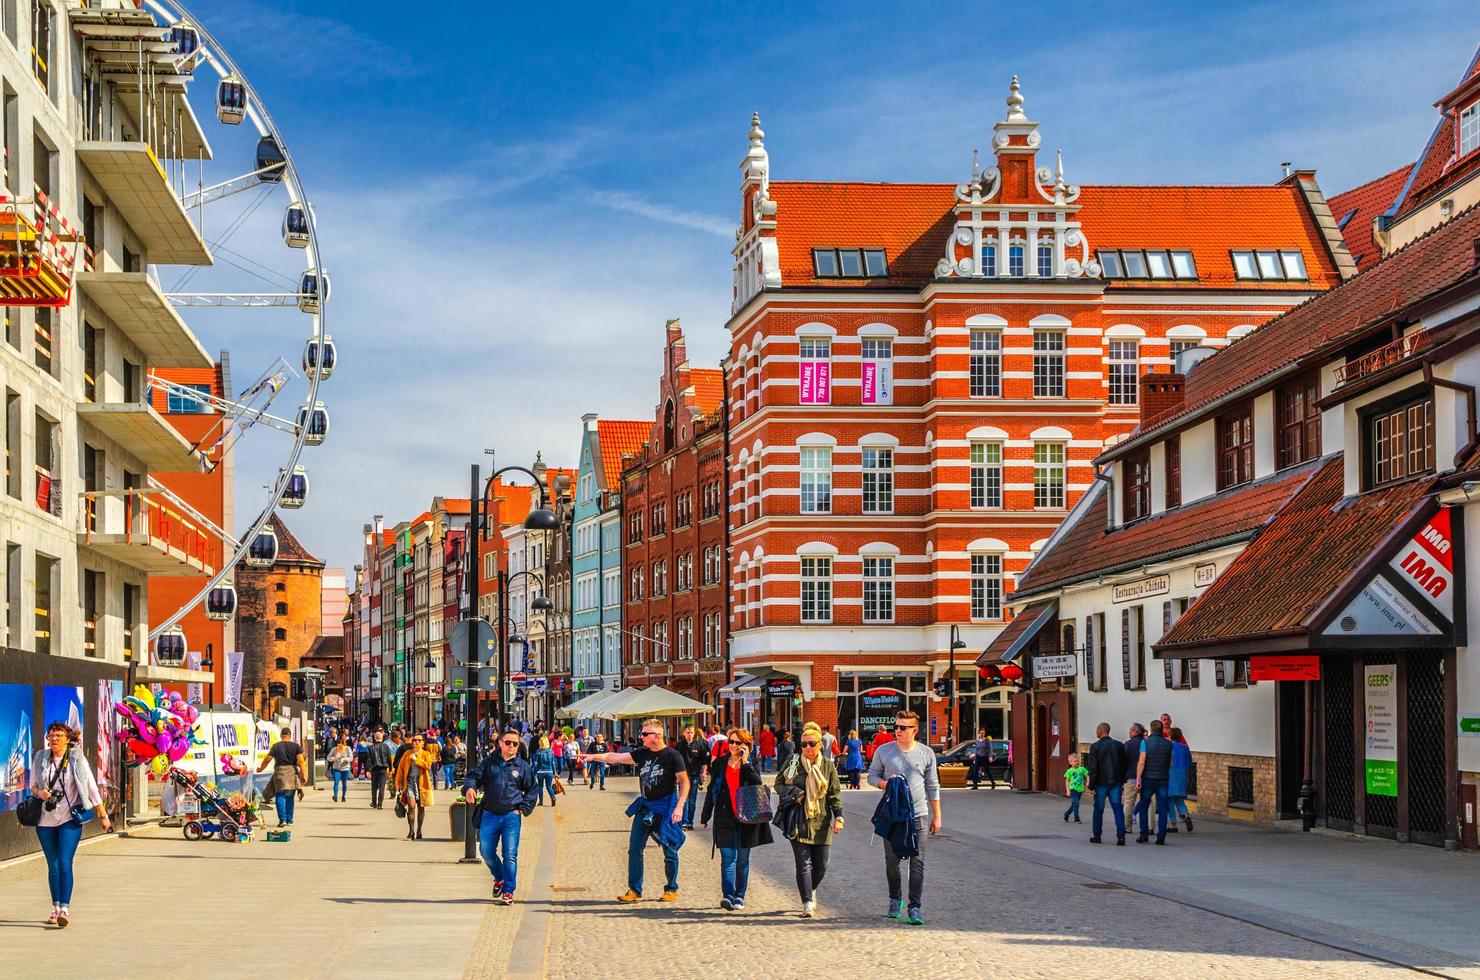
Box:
[1249,655,1320,681]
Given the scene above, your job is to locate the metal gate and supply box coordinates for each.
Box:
[1322,657,1354,829]
[1407,656,1447,845]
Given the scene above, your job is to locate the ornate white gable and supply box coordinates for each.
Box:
[733,113,781,314]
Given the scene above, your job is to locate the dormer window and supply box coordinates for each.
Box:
[1123,450,1151,523]
[1121,250,1148,278]
[1037,242,1054,278]
[812,248,888,279]
[1462,101,1479,157]
[980,241,997,277]
[1008,243,1025,277]
[1097,249,1197,280]
[1232,250,1308,281]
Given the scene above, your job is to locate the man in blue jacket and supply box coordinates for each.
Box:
[464,726,538,906]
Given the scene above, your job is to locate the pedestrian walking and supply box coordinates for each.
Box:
[580,717,690,903]
[328,734,354,802]
[867,710,940,926]
[775,729,796,772]
[967,728,997,789]
[1121,722,1145,830]
[366,728,392,809]
[394,733,437,840]
[354,732,370,780]
[464,727,537,906]
[866,724,895,762]
[533,736,558,806]
[1167,726,1194,833]
[439,735,458,791]
[846,728,864,793]
[677,723,708,829]
[757,725,776,773]
[1135,719,1174,845]
[28,722,111,927]
[1086,722,1127,845]
[775,722,843,917]
[586,733,608,790]
[1062,753,1087,823]
[257,728,307,828]
[700,728,773,911]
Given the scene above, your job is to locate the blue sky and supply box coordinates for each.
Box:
[181,0,1478,572]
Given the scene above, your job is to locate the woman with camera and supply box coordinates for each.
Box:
[30,722,110,927]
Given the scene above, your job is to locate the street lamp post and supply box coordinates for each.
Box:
[948,626,968,748]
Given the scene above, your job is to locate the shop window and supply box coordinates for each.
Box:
[1277,375,1322,470]
[1216,405,1254,490]
[1363,392,1434,490]
[1123,450,1151,523]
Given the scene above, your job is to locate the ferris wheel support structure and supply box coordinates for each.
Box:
[143,0,331,642]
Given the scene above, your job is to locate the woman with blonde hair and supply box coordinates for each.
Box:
[841,728,865,789]
[775,721,843,916]
[30,722,110,926]
[393,732,436,840]
[700,727,773,910]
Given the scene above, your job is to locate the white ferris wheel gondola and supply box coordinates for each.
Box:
[246,527,280,568]
[298,268,328,314]
[296,402,329,446]
[303,334,335,380]
[282,204,310,248]
[216,74,246,124]
[155,628,188,666]
[256,135,286,182]
[205,584,238,621]
[280,465,309,509]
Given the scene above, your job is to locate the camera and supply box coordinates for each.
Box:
[43,798,60,811]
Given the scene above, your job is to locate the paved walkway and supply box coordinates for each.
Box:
[0,773,1470,978]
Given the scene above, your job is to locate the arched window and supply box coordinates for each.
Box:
[275,602,288,615]
[274,582,286,592]
[274,627,287,641]
[275,657,288,670]
[663,399,676,452]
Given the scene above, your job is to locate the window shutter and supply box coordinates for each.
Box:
[1189,658,1200,688]
[1083,617,1094,686]
[1161,602,1174,688]
[1215,660,1226,687]
[1121,608,1132,690]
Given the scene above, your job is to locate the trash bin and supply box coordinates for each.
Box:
[449,800,468,843]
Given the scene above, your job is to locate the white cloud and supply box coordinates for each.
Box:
[587,190,734,237]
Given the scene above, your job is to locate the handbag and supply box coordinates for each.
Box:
[733,782,773,824]
[552,777,565,796]
[772,782,806,840]
[394,794,408,819]
[18,753,70,828]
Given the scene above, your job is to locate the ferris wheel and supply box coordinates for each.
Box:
[79,0,339,652]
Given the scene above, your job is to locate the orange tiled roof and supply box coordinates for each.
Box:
[1403,46,1480,211]
[440,497,472,515]
[766,180,1340,291]
[691,368,724,416]
[267,513,324,567]
[597,420,650,490]
[1329,164,1414,271]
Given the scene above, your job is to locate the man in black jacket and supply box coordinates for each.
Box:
[1085,723,1126,845]
[365,729,392,809]
[464,727,537,905]
[1135,719,1175,844]
[676,723,708,830]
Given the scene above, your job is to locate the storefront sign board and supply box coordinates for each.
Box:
[1193,563,1217,588]
[1364,665,1398,797]
[1250,656,1320,682]
[1387,509,1454,621]
[1032,654,1077,679]
[1112,575,1169,603]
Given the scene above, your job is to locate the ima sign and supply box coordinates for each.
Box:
[1388,509,1454,622]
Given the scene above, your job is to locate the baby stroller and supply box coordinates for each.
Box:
[169,767,257,842]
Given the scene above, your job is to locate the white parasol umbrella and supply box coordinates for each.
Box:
[555,688,618,720]
[597,685,716,721]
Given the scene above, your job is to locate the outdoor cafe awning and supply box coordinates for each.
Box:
[976,599,1058,666]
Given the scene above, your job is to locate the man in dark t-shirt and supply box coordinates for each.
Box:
[579,717,690,902]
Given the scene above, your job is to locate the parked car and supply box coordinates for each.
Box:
[935,739,1011,781]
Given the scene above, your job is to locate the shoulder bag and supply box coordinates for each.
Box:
[17,754,69,828]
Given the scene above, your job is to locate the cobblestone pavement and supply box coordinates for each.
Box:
[535,777,1407,979]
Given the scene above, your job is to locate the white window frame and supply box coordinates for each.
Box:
[1032,330,1065,398]
[1008,242,1025,277]
[1033,441,1066,509]
[862,556,894,623]
[800,556,833,623]
[969,441,1002,509]
[798,337,832,405]
[861,446,893,514]
[970,553,1002,621]
[1036,242,1054,278]
[969,329,1001,398]
[1463,101,1480,157]
[861,337,894,406]
[800,446,832,514]
[1108,340,1139,405]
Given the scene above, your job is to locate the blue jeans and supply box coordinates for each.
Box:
[536,772,555,804]
[1137,778,1170,841]
[331,769,349,798]
[478,810,523,894]
[759,755,773,772]
[36,822,83,904]
[682,779,699,826]
[274,790,296,825]
[628,812,679,895]
[1064,789,1083,820]
[719,845,751,902]
[587,761,606,788]
[443,763,456,789]
[1169,795,1189,820]
[1092,784,1126,839]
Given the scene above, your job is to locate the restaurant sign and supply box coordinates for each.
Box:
[1112,574,1169,603]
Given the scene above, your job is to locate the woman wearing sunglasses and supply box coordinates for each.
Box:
[699,728,773,911]
[775,722,843,917]
[30,722,110,927]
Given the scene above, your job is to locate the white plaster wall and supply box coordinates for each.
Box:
[1252,392,1276,479]
[1181,419,1217,504]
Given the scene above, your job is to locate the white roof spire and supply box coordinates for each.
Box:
[749,112,765,145]
[1005,75,1026,121]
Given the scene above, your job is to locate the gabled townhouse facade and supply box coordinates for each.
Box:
[725,77,1353,742]
[1009,198,1480,846]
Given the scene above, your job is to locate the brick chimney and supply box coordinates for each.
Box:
[1139,372,1185,425]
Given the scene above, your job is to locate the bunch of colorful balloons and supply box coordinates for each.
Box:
[114,685,204,776]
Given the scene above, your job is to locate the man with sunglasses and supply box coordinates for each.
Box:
[580,718,690,903]
[867,710,941,926]
[463,727,538,906]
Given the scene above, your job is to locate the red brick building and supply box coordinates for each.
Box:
[621,320,729,704]
[236,514,325,714]
[725,78,1355,743]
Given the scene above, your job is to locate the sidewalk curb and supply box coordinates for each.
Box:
[505,806,558,979]
[945,824,1478,979]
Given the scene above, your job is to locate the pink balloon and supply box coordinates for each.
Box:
[154,732,172,752]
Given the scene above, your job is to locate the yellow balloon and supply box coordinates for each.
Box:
[150,755,169,775]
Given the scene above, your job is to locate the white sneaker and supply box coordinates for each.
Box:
[800,900,816,918]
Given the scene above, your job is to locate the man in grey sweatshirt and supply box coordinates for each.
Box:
[867,710,941,925]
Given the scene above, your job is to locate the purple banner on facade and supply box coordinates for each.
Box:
[799,360,831,405]
[861,361,876,403]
